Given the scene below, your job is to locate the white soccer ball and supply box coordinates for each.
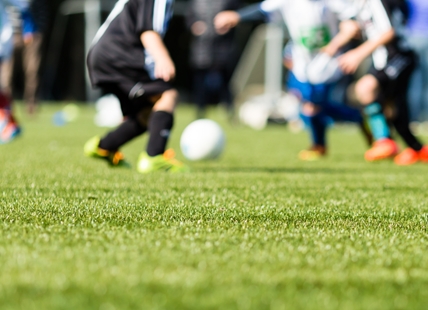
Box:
[180,119,226,161]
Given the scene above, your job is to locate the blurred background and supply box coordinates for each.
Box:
[8,0,428,125]
[26,0,260,103]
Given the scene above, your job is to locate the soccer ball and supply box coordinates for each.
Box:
[180,119,225,161]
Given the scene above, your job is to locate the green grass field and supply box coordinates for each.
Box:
[1,103,428,310]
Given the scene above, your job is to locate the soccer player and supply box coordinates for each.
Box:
[0,0,28,144]
[85,0,188,173]
[214,0,366,161]
[1,0,47,115]
[186,0,242,120]
[324,0,428,165]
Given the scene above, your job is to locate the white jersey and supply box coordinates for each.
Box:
[260,0,341,83]
[0,0,28,59]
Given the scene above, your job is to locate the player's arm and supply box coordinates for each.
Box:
[337,0,396,74]
[322,20,361,56]
[338,28,395,74]
[140,31,175,82]
[214,0,282,34]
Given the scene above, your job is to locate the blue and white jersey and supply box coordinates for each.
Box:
[90,0,174,83]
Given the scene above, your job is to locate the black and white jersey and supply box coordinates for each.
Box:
[350,0,410,70]
[88,0,174,87]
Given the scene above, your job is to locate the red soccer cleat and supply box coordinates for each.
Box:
[419,146,428,163]
[394,148,419,166]
[364,138,399,162]
[394,146,428,166]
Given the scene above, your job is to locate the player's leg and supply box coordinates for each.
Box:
[146,89,177,156]
[392,93,427,165]
[287,74,329,160]
[23,32,43,114]
[322,102,373,146]
[137,89,188,173]
[84,83,144,167]
[391,60,428,165]
[299,102,328,160]
[355,74,398,161]
[0,63,21,144]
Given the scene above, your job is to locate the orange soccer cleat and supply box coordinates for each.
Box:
[419,146,428,163]
[394,148,419,166]
[364,138,399,162]
[394,146,428,166]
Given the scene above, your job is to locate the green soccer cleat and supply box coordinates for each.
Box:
[84,136,130,168]
[137,149,189,174]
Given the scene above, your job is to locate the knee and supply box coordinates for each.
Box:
[302,102,321,116]
[355,75,379,105]
[152,89,178,113]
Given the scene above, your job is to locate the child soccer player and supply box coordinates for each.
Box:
[0,0,28,144]
[215,0,366,161]
[324,0,428,165]
[85,0,188,173]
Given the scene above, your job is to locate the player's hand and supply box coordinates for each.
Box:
[338,49,365,74]
[214,11,240,35]
[155,57,176,82]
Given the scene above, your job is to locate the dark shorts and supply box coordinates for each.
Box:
[87,48,173,116]
[368,51,416,98]
[98,80,173,117]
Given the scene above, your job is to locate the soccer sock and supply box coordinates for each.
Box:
[146,111,174,156]
[392,98,423,151]
[363,103,390,141]
[99,117,147,152]
[301,112,328,146]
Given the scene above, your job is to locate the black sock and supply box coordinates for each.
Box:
[99,117,146,151]
[146,111,174,156]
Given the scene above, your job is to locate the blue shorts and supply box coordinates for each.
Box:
[286,72,331,105]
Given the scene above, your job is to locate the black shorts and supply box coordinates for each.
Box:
[97,80,173,117]
[368,51,416,99]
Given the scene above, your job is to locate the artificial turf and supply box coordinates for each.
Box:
[1,103,428,310]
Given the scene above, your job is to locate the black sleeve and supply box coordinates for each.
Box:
[135,0,155,35]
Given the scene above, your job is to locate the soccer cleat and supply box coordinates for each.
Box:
[394,146,428,166]
[394,148,419,166]
[137,149,189,174]
[298,145,327,161]
[418,146,428,163]
[364,138,398,162]
[0,109,21,144]
[84,136,130,168]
